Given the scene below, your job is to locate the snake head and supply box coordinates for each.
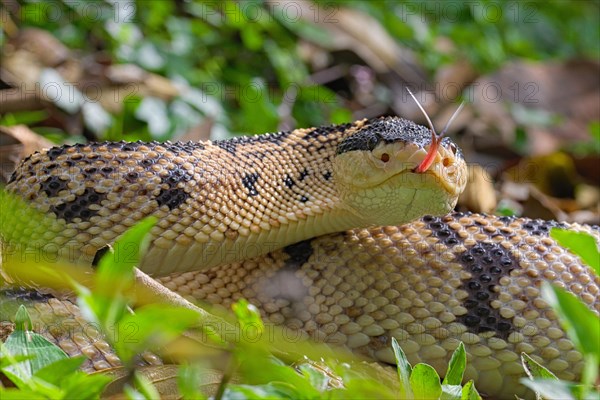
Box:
[333,117,467,226]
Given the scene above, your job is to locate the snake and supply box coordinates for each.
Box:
[1,117,598,399]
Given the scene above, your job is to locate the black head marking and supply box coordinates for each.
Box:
[336,117,432,154]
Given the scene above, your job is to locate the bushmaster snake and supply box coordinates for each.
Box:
[1,117,599,398]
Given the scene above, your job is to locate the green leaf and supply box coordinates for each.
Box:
[521,353,558,381]
[298,363,329,393]
[580,354,599,400]
[78,217,157,335]
[0,389,48,400]
[59,371,112,400]
[96,216,157,296]
[440,384,463,400]
[443,342,466,386]
[542,283,600,358]
[519,378,577,400]
[34,356,86,384]
[460,380,482,400]
[14,305,33,332]
[3,307,68,382]
[410,363,442,400]
[114,304,199,363]
[550,229,600,276]
[391,337,413,398]
[177,364,208,400]
[232,299,264,336]
[224,383,291,399]
[132,370,161,400]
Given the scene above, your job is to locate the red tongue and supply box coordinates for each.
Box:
[414,130,439,173]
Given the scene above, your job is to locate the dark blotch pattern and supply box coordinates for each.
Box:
[214,139,239,155]
[424,215,519,339]
[458,241,518,338]
[40,176,68,197]
[282,239,314,271]
[50,188,107,223]
[322,171,332,181]
[300,195,309,203]
[521,219,566,236]
[242,172,260,197]
[46,147,65,161]
[299,168,309,181]
[156,187,188,210]
[284,175,295,188]
[215,132,286,156]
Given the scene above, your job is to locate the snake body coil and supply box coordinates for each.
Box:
[4,117,465,275]
[1,118,598,398]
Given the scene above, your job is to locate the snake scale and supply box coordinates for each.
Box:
[1,117,599,398]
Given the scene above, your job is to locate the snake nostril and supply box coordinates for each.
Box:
[380,153,390,162]
[443,157,451,167]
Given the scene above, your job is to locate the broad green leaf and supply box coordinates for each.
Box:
[132,370,161,400]
[3,306,68,381]
[0,389,48,400]
[551,229,600,275]
[232,299,264,335]
[580,354,599,400]
[0,354,35,369]
[96,216,157,297]
[177,364,209,400]
[224,383,292,399]
[391,337,413,398]
[460,380,482,400]
[521,353,558,380]
[299,363,329,393]
[59,371,112,400]
[34,356,86,384]
[441,384,463,400]
[410,363,442,400]
[114,304,199,363]
[519,378,576,400]
[443,342,466,385]
[542,283,600,358]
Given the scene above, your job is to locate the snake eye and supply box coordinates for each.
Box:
[380,153,390,162]
[449,143,458,155]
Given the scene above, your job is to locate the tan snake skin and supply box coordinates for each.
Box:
[1,118,598,398]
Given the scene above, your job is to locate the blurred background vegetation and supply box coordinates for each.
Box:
[1,0,598,138]
[1,0,599,221]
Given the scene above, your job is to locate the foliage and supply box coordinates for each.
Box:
[333,0,600,72]
[4,0,598,142]
[0,306,111,399]
[520,229,600,400]
[1,207,481,398]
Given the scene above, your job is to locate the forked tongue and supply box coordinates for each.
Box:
[406,88,464,173]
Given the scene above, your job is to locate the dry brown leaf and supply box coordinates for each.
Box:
[458,164,497,213]
[0,125,54,183]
